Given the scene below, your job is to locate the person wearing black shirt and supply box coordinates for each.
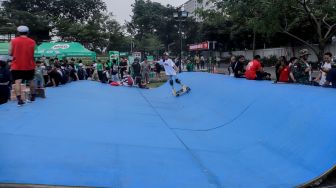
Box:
[233,55,246,78]
[119,58,128,80]
[132,58,142,87]
[0,59,11,104]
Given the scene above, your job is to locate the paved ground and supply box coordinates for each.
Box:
[0,73,335,188]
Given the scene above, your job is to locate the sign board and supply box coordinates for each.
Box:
[128,56,134,65]
[120,52,129,57]
[147,56,154,62]
[52,44,70,50]
[109,51,120,65]
[188,42,209,51]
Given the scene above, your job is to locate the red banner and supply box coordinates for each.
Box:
[188,42,209,51]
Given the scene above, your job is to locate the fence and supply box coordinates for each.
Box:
[219,42,336,62]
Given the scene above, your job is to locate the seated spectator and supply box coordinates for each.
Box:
[324,68,336,88]
[47,64,62,87]
[103,67,110,83]
[278,59,290,83]
[314,52,333,86]
[245,55,262,80]
[69,64,79,82]
[0,58,10,105]
[275,56,287,83]
[121,72,134,87]
[291,49,311,84]
[259,63,272,80]
[228,56,236,76]
[77,63,87,80]
[233,55,245,78]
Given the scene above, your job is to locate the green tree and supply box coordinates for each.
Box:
[212,0,336,61]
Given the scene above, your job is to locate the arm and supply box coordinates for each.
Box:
[290,72,296,83]
[8,41,13,56]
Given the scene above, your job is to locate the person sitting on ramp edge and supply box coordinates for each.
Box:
[159,52,190,96]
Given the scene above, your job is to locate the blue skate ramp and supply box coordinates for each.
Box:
[0,72,335,188]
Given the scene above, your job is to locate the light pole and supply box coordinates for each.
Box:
[173,6,188,64]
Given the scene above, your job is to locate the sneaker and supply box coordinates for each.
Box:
[17,100,25,107]
[30,94,36,102]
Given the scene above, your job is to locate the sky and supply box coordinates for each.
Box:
[104,0,182,24]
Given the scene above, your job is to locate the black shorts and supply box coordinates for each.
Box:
[11,70,35,81]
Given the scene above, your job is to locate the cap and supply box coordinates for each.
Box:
[299,49,311,57]
[17,26,29,33]
[163,52,169,56]
[79,63,83,66]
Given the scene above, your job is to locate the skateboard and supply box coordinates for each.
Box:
[173,86,191,97]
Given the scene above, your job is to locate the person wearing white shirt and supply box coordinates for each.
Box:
[160,52,187,95]
[314,52,333,86]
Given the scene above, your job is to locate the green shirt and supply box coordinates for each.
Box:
[97,63,103,71]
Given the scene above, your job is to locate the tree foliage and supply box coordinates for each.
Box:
[209,0,336,60]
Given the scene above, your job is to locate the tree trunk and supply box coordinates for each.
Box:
[317,40,326,64]
[252,30,256,57]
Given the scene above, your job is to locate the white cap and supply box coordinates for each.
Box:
[163,52,169,56]
[17,26,29,33]
[79,63,83,66]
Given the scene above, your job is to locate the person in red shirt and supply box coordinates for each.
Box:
[278,60,290,82]
[245,55,262,80]
[9,26,36,106]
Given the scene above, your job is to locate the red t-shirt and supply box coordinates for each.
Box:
[10,36,36,70]
[279,66,290,82]
[245,59,261,80]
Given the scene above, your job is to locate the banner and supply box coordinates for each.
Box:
[188,42,209,51]
[109,51,120,65]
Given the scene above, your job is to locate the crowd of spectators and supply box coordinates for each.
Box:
[227,49,336,88]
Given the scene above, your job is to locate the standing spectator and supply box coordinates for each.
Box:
[155,60,162,81]
[0,58,10,105]
[314,52,333,86]
[9,26,36,106]
[275,56,287,83]
[228,56,236,76]
[42,62,49,85]
[119,58,128,80]
[110,59,119,82]
[34,60,44,88]
[132,58,143,87]
[195,54,200,70]
[200,55,205,70]
[96,60,104,83]
[291,49,311,84]
[233,55,245,78]
[141,57,151,84]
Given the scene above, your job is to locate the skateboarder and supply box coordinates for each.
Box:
[160,52,189,96]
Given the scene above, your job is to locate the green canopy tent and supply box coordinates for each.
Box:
[35,42,96,60]
[0,42,9,55]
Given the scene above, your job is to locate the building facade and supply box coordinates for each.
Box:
[182,0,215,22]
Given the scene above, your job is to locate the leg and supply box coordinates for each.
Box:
[29,79,36,101]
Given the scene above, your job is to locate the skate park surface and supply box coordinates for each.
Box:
[0,72,335,188]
